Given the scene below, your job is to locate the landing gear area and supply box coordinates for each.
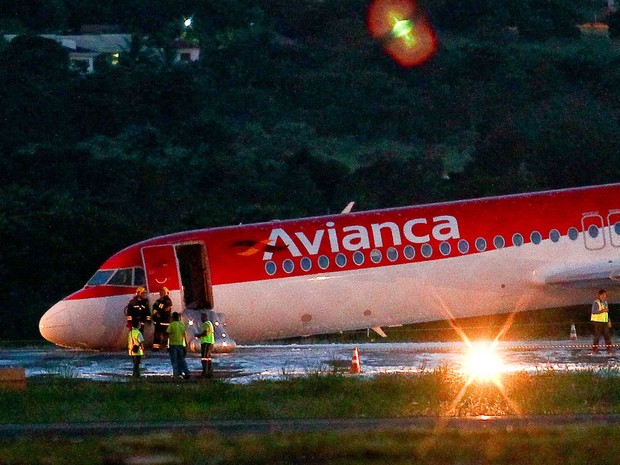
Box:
[182,309,236,354]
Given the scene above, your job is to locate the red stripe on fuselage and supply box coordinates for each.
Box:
[88,184,620,288]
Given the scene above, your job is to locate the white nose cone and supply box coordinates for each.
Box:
[39,300,74,347]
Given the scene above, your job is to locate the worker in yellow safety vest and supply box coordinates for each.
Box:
[167,312,190,379]
[591,289,612,354]
[195,313,215,378]
[127,318,145,378]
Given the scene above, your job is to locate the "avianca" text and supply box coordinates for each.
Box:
[263,215,460,260]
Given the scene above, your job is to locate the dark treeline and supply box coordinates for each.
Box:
[1,0,620,339]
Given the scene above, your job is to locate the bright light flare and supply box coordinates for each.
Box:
[461,342,505,384]
[392,19,414,39]
[366,0,437,67]
[184,17,193,28]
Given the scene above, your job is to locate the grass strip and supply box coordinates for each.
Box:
[1,425,620,464]
[2,368,620,423]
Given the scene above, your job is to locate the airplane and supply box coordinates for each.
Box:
[40,182,620,352]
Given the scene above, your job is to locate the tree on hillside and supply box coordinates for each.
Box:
[0,0,67,32]
[517,0,581,40]
[0,36,72,150]
[426,0,512,35]
[1,35,69,80]
[609,10,620,38]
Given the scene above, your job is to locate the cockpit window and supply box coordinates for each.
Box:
[134,267,145,286]
[86,270,114,286]
[108,268,133,286]
[86,267,146,287]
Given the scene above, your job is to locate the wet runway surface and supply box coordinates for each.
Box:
[2,340,620,383]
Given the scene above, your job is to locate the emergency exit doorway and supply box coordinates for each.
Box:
[176,243,214,310]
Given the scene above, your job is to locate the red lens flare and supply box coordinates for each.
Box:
[366,0,437,67]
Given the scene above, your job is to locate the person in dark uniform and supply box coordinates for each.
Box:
[151,287,172,351]
[124,286,151,333]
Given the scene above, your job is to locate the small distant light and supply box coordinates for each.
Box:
[188,320,194,326]
[215,321,220,326]
[221,333,227,338]
[184,17,192,28]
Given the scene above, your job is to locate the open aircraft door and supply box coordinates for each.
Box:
[141,243,213,310]
[141,245,182,294]
[140,245,182,345]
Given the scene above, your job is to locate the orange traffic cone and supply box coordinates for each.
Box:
[569,323,577,341]
[350,347,362,374]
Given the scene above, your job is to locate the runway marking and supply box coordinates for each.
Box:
[380,343,620,353]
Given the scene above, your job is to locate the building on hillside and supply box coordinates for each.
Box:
[3,32,202,73]
[173,38,201,63]
[3,33,132,73]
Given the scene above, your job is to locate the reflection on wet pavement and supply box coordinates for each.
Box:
[1,341,619,384]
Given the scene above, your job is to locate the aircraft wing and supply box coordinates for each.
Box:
[536,261,620,288]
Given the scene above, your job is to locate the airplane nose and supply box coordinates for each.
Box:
[39,300,74,347]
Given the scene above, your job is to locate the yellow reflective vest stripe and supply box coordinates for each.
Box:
[127,328,144,356]
[591,299,609,323]
[200,321,215,344]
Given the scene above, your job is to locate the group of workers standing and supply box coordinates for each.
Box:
[128,287,615,377]
[125,286,215,379]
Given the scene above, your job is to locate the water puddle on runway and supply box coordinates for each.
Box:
[1,341,619,383]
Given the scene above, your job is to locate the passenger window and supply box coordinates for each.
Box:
[265,261,277,275]
[531,231,542,244]
[493,236,505,249]
[300,257,312,272]
[387,247,398,262]
[335,253,347,268]
[458,239,469,254]
[283,259,294,273]
[588,224,600,239]
[403,245,415,260]
[568,227,579,240]
[440,242,451,255]
[512,233,524,247]
[353,251,365,265]
[108,268,133,286]
[475,238,487,252]
[421,243,433,258]
[318,255,330,269]
[549,229,560,243]
[370,249,382,264]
